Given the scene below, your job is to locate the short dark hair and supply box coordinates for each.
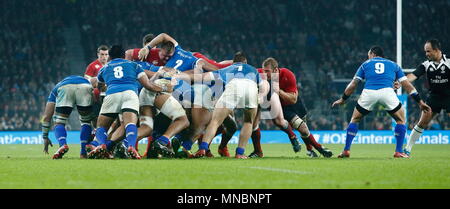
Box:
[262,57,278,69]
[109,45,124,59]
[233,51,247,63]
[426,39,441,50]
[160,41,175,54]
[142,33,155,46]
[97,45,109,53]
[369,46,384,57]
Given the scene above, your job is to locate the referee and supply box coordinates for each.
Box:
[404,39,450,156]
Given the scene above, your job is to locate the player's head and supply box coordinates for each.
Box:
[109,45,125,60]
[233,51,247,64]
[159,41,175,61]
[97,45,109,64]
[368,46,384,59]
[262,57,279,80]
[142,33,155,47]
[424,39,442,61]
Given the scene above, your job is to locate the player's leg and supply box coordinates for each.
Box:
[137,105,154,141]
[218,114,238,157]
[337,107,366,158]
[405,95,443,155]
[51,84,77,159]
[270,92,300,152]
[77,105,95,158]
[379,88,409,158]
[249,108,264,158]
[338,90,375,158]
[196,107,232,157]
[89,91,121,158]
[52,106,72,159]
[236,107,258,158]
[121,109,141,159]
[153,94,190,157]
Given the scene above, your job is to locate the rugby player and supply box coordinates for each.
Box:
[332,46,431,158]
[251,58,332,158]
[403,39,450,156]
[49,75,96,159]
[176,52,269,158]
[88,45,172,159]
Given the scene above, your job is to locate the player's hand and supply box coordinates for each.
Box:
[43,137,53,154]
[164,84,174,93]
[419,101,432,113]
[393,81,401,90]
[332,98,345,107]
[138,47,150,61]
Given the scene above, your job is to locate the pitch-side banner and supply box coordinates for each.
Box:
[0,130,448,144]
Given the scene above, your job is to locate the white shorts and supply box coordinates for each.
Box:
[56,83,93,108]
[100,90,139,114]
[357,88,401,112]
[139,88,166,107]
[215,79,258,110]
[193,84,215,110]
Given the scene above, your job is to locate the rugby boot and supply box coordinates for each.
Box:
[218,146,230,157]
[248,151,264,158]
[394,152,409,158]
[127,146,142,159]
[337,150,350,158]
[317,146,333,158]
[235,154,248,159]
[52,145,69,159]
[290,137,301,153]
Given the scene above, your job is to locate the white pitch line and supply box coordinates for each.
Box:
[246,166,312,175]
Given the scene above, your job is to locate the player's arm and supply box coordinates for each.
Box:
[146,33,178,48]
[42,87,58,154]
[332,78,360,107]
[397,68,431,112]
[125,49,134,60]
[84,64,96,80]
[275,71,298,105]
[139,33,178,60]
[258,79,270,104]
[197,59,219,72]
[138,72,172,93]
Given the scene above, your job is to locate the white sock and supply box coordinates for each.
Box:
[405,125,424,152]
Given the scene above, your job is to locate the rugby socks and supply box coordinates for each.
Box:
[157,135,170,146]
[199,141,209,151]
[182,140,193,151]
[308,134,322,150]
[80,124,92,155]
[54,124,67,147]
[394,124,407,153]
[278,121,297,140]
[219,129,233,149]
[236,147,245,155]
[300,136,313,151]
[123,138,129,147]
[344,123,358,151]
[251,128,263,153]
[405,125,424,152]
[95,127,108,145]
[125,123,138,148]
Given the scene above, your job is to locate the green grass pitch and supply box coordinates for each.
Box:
[0,144,449,189]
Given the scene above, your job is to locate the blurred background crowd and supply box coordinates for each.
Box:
[1,0,448,131]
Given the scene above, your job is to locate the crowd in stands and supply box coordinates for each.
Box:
[0,1,69,131]
[1,0,448,131]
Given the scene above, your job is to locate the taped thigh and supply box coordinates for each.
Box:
[160,96,186,120]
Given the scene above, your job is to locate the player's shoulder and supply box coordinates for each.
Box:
[279,68,295,77]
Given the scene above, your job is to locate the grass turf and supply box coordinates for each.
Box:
[0,144,449,189]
